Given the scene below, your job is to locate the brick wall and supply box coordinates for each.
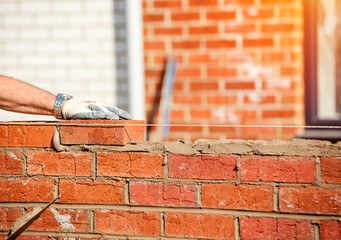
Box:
[0,0,123,121]
[0,121,340,239]
[143,0,304,141]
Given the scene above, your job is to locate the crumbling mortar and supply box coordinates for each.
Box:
[315,156,322,187]
[234,216,241,240]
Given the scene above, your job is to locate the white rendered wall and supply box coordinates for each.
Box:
[0,0,117,121]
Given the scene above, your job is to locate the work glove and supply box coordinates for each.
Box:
[62,99,132,120]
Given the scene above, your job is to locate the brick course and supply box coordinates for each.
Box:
[0,121,340,239]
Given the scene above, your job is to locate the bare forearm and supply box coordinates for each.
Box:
[0,75,56,116]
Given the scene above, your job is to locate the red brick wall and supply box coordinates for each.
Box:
[143,0,304,141]
[0,122,340,239]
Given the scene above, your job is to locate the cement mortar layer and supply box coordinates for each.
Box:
[51,137,341,157]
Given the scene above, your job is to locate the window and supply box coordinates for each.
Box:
[302,0,341,141]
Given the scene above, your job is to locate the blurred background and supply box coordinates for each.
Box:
[0,0,340,141]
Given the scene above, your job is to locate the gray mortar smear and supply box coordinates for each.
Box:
[52,127,341,157]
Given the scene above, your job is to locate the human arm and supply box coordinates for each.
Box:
[0,75,56,116]
[0,75,131,120]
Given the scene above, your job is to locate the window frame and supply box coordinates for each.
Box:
[304,0,341,126]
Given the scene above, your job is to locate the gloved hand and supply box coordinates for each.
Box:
[61,99,132,120]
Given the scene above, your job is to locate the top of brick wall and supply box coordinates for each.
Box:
[0,120,145,148]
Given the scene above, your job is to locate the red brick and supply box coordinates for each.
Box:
[59,179,124,204]
[261,0,296,4]
[262,23,299,32]
[172,40,200,49]
[154,27,182,35]
[27,208,89,232]
[320,220,341,240]
[226,23,256,33]
[97,152,164,178]
[59,120,145,145]
[0,208,22,230]
[189,26,218,35]
[176,68,201,77]
[0,178,54,202]
[279,187,341,215]
[27,151,91,176]
[173,95,202,104]
[244,94,276,104]
[169,125,203,133]
[95,210,161,236]
[0,152,23,175]
[321,157,341,184]
[130,181,197,207]
[241,156,315,183]
[208,67,237,77]
[243,9,274,19]
[206,10,236,20]
[0,124,54,147]
[143,13,164,22]
[206,40,236,48]
[243,38,274,47]
[263,110,295,118]
[208,95,238,104]
[225,0,255,4]
[240,217,313,240]
[154,0,181,8]
[189,0,218,6]
[226,81,255,90]
[12,236,51,240]
[165,212,234,239]
[171,12,200,21]
[190,109,211,119]
[144,41,165,50]
[190,81,219,91]
[188,53,219,63]
[202,183,273,211]
[169,154,237,180]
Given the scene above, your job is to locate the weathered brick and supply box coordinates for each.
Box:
[27,151,91,176]
[321,157,341,184]
[202,183,273,211]
[27,208,89,232]
[97,152,164,178]
[0,124,54,147]
[59,120,145,145]
[0,152,23,175]
[320,220,341,240]
[0,178,54,202]
[240,217,313,240]
[59,179,124,204]
[130,181,197,207]
[241,156,315,183]
[0,208,23,230]
[169,154,237,180]
[279,187,341,215]
[165,212,234,239]
[95,210,161,236]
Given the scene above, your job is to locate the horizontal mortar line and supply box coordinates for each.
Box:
[0,203,340,221]
[1,121,341,129]
[0,231,202,240]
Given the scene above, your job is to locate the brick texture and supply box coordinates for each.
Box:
[202,183,273,211]
[59,179,124,204]
[27,151,91,176]
[0,208,23,230]
[95,210,161,236]
[129,181,197,207]
[279,187,341,215]
[320,220,341,240]
[169,154,237,180]
[241,156,316,183]
[321,157,341,184]
[97,152,163,178]
[165,212,234,239]
[240,217,313,240]
[0,152,23,175]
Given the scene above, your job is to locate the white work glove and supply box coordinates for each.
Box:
[62,99,132,120]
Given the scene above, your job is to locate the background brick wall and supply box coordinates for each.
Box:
[0,0,123,121]
[0,121,340,239]
[143,0,304,141]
